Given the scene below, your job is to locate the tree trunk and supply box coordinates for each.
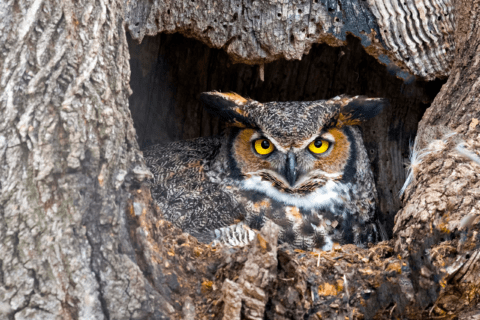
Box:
[0,0,479,320]
[0,0,169,318]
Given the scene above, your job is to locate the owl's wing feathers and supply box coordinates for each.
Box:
[143,136,245,243]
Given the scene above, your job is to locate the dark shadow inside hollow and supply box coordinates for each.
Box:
[127,32,445,238]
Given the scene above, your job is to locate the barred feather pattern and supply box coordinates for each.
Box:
[144,131,385,250]
[144,95,387,250]
[212,222,257,248]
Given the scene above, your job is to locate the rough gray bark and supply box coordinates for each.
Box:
[125,0,455,80]
[0,0,170,318]
[0,0,479,319]
[391,0,480,314]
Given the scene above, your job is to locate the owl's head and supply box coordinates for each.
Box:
[200,92,387,208]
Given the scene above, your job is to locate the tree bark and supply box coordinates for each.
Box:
[125,0,455,80]
[0,0,170,318]
[0,0,479,319]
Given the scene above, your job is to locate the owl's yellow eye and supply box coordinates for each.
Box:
[308,140,330,154]
[254,139,274,155]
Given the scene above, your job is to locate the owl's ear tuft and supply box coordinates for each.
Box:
[199,91,255,127]
[335,95,388,126]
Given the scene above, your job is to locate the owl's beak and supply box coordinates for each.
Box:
[284,151,297,186]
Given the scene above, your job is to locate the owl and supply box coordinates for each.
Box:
[144,92,388,250]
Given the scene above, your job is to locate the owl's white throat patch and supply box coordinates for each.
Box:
[239,175,350,210]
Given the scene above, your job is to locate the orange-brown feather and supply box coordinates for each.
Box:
[286,206,302,222]
[314,128,350,173]
[222,92,248,105]
[336,112,362,127]
[214,93,249,127]
[230,120,247,128]
[233,129,272,174]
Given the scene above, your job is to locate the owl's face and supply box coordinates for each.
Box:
[200,92,386,209]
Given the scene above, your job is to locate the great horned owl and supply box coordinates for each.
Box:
[144,92,388,250]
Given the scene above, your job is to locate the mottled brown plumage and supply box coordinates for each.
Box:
[144,92,388,250]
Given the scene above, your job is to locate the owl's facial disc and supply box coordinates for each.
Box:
[232,128,350,194]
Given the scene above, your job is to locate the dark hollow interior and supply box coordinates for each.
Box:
[127,32,445,238]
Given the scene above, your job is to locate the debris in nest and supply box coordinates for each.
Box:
[182,297,196,320]
[219,221,280,319]
[469,118,479,129]
[456,143,480,166]
[318,283,338,296]
[400,131,460,197]
[460,213,477,229]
